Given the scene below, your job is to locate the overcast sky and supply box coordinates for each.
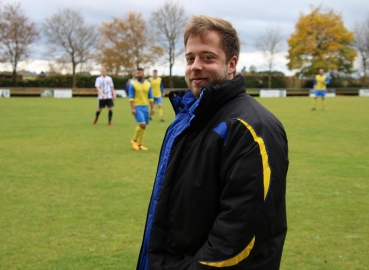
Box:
[3,0,369,76]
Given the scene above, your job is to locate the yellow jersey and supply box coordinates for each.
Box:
[129,80,153,106]
[315,75,330,90]
[149,77,164,98]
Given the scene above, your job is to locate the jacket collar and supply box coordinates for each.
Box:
[169,75,246,119]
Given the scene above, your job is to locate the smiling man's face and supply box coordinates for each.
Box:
[185,31,236,98]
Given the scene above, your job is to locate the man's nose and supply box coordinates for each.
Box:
[191,57,203,71]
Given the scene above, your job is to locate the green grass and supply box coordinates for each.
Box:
[0,96,368,269]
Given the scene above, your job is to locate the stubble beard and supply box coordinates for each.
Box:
[185,65,229,98]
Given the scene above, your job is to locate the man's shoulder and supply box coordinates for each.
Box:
[227,95,280,124]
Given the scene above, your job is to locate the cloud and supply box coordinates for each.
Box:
[4,0,368,75]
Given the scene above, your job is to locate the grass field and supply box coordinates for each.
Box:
[1,96,368,270]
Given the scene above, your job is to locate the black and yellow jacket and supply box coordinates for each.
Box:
[137,75,289,270]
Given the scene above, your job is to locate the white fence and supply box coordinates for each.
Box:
[259,90,287,98]
[0,89,10,98]
[54,89,72,98]
[359,89,369,97]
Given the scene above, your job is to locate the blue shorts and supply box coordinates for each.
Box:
[134,106,149,124]
[154,97,162,105]
[315,90,326,97]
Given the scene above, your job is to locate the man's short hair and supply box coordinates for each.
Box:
[153,69,157,73]
[137,68,144,71]
[184,15,240,63]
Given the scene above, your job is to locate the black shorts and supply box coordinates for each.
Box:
[98,99,114,108]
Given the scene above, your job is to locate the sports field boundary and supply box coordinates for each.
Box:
[0,87,363,97]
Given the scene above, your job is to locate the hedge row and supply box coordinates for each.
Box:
[0,76,129,89]
[302,78,361,88]
[0,74,289,89]
[1,73,362,89]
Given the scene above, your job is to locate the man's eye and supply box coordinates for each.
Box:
[186,57,194,62]
[204,56,213,60]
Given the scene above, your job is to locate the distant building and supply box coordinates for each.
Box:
[20,71,39,81]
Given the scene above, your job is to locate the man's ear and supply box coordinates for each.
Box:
[228,56,238,75]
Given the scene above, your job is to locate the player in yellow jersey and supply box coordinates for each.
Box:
[149,70,165,122]
[312,69,330,111]
[129,68,155,151]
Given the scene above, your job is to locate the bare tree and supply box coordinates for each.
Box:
[150,0,188,88]
[353,16,369,87]
[255,26,284,88]
[43,9,97,88]
[0,2,39,85]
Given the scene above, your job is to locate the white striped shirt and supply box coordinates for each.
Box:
[95,75,114,99]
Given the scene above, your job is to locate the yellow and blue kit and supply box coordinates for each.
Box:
[314,74,330,90]
[149,77,165,98]
[149,77,165,106]
[314,75,330,97]
[129,79,154,124]
[129,79,154,106]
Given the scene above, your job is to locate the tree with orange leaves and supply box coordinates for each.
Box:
[287,6,356,77]
[98,12,163,77]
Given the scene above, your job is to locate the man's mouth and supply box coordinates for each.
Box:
[191,77,206,84]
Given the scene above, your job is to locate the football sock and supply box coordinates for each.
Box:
[133,126,141,142]
[322,99,326,109]
[95,110,101,119]
[108,110,113,122]
[158,107,163,118]
[137,127,146,146]
[313,98,317,108]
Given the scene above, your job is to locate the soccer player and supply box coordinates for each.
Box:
[149,70,165,122]
[312,68,330,111]
[129,68,155,151]
[93,68,116,125]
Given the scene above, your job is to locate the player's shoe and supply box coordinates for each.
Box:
[93,119,98,124]
[311,108,316,111]
[130,140,139,151]
[149,117,152,120]
[139,145,148,151]
[108,122,114,126]
[160,119,165,122]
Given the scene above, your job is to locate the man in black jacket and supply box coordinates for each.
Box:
[137,15,289,270]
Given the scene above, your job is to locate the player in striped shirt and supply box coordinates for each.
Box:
[93,68,116,125]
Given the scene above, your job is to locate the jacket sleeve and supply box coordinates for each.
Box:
[188,118,287,269]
